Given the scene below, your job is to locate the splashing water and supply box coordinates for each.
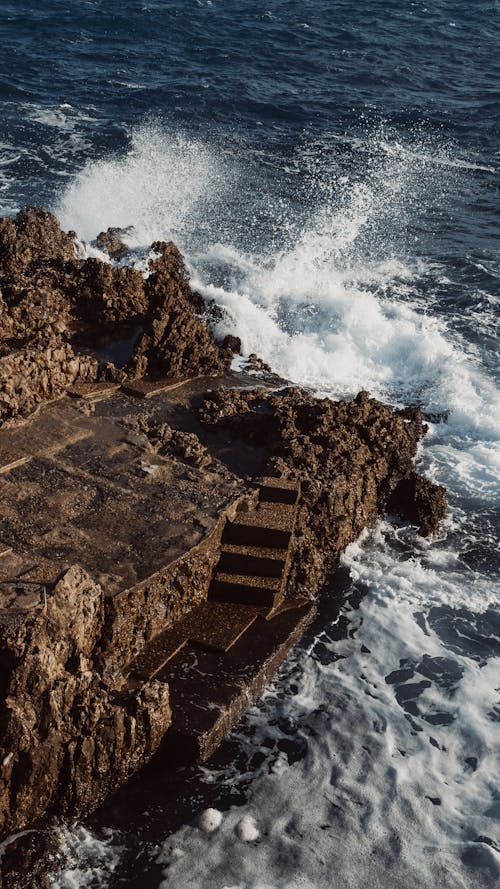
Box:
[51,122,500,888]
[55,125,232,246]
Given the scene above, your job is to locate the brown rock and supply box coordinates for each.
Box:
[129,241,231,379]
[0,566,172,837]
[199,386,447,595]
[96,226,131,260]
[69,258,147,323]
[0,209,231,424]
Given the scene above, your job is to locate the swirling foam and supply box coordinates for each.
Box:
[51,125,500,887]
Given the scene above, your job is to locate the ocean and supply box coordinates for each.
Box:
[0,1,499,886]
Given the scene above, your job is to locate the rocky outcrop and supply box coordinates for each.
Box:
[0,344,97,425]
[199,387,447,596]
[0,206,447,877]
[96,225,131,260]
[129,242,228,380]
[0,208,236,425]
[69,259,148,323]
[0,566,171,838]
[0,205,76,279]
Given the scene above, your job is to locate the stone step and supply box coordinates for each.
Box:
[128,601,262,682]
[181,601,259,653]
[210,572,281,607]
[128,626,187,681]
[218,543,288,579]
[259,476,300,505]
[223,503,296,549]
[264,595,311,621]
[160,603,316,762]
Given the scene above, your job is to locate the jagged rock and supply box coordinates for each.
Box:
[199,387,447,595]
[129,241,231,379]
[144,420,212,468]
[0,209,240,424]
[221,334,242,356]
[0,344,97,425]
[388,470,447,537]
[0,566,171,837]
[96,226,131,260]
[0,206,75,280]
[69,258,147,323]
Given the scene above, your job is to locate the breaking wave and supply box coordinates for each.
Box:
[52,122,500,888]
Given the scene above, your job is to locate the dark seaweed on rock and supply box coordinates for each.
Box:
[198,387,447,595]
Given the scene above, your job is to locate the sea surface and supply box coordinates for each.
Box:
[1,1,499,887]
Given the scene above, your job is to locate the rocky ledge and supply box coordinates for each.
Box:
[0,208,446,883]
[0,207,238,426]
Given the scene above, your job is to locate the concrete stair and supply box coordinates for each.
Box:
[218,543,288,578]
[210,572,280,607]
[129,626,187,681]
[222,501,296,549]
[259,476,300,505]
[128,601,262,682]
[126,476,310,763]
[209,477,300,612]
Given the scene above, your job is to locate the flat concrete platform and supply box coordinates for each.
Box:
[0,380,248,595]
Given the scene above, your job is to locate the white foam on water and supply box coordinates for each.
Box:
[157,592,500,889]
[198,807,224,833]
[54,124,232,245]
[51,123,500,887]
[22,102,97,131]
[52,826,123,888]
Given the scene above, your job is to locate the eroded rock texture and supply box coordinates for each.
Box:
[0,207,447,870]
[199,387,447,595]
[0,566,171,838]
[0,207,234,425]
[130,241,227,380]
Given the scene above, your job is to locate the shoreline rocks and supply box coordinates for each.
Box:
[198,386,446,596]
[0,207,237,425]
[0,205,447,878]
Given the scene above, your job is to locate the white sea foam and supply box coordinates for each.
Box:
[198,807,223,833]
[52,826,123,888]
[157,592,500,889]
[55,124,499,448]
[51,125,500,887]
[54,125,232,245]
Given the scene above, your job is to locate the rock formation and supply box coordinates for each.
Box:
[0,567,171,839]
[198,386,447,595]
[0,206,447,884]
[0,207,236,425]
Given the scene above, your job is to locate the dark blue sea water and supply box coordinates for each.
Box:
[0,2,499,887]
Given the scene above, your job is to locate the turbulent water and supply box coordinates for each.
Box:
[1,1,499,886]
